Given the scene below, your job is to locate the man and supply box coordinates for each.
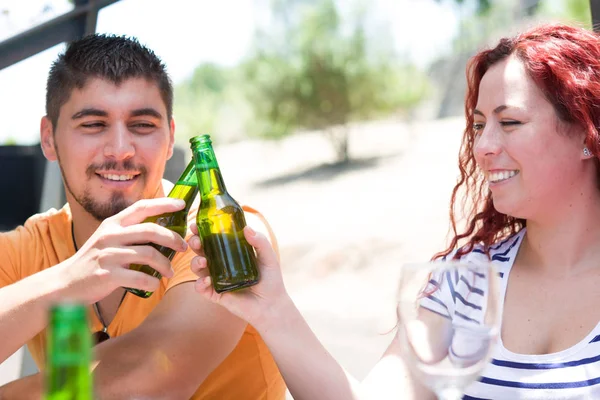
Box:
[0,34,285,399]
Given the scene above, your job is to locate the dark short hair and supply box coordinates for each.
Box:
[46,33,173,129]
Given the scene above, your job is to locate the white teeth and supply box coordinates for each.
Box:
[488,170,518,183]
[100,174,135,181]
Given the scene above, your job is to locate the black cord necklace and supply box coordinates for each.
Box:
[71,221,126,343]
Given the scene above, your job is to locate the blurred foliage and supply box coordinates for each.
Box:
[174,0,430,162]
[443,0,590,57]
[174,64,252,146]
[434,0,492,14]
[537,0,591,28]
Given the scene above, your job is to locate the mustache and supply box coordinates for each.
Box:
[86,160,147,178]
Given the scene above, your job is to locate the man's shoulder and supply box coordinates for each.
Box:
[0,205,72,282]
[22,204,71,231]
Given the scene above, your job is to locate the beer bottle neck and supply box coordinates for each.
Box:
[196,167,227,198]
[174,159,198,187]
[192,147,228,198]
[166,160,199,210]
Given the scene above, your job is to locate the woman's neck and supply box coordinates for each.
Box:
[519,189,600,275]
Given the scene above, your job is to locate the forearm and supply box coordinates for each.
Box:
[0,266,66,363]
[255,296,363,400]
[0,373,42,399]
[90,284,244,399]
[0,335,198,400]
[360,334,435,400]
[91,329,198,399]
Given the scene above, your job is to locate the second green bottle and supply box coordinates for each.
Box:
[190,134,260,293]
[125,160,199,298]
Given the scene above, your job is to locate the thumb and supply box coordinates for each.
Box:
[244,226,279,268]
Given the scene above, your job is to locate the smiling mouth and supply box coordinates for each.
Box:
[488,170,519,184]
[96,173,139,182]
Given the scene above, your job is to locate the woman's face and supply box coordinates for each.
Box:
[473,55,587,221]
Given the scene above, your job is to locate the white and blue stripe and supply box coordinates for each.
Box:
[423,229,600,399]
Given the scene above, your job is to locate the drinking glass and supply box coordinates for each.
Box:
[397,261,501,400]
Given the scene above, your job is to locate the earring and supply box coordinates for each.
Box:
[584,147,592,157]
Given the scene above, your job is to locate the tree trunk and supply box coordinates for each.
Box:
[325,125,350,163]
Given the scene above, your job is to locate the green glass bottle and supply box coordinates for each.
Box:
[190,134,260,293]
[45,303,93,400]
[125,160,199,298]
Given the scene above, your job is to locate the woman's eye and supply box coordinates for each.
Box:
[500,120,521,127]
[473,122,484,132]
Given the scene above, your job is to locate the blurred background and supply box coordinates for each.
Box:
[0,0,594,395]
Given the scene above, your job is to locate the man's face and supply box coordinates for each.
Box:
[41,78,175,221]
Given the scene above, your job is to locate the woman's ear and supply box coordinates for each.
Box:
[40,116,57,161]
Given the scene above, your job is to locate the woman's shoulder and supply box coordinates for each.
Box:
[455,229,526,265]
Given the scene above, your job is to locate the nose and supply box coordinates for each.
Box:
[473,123,502,160]
[104,123,135,161]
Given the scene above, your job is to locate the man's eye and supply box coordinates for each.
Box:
[81,122,105,128]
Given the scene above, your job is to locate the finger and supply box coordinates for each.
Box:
[113,267,162,293]
[187,235,205,256]
[190,255,209,277]
[112,223,188,252]
[115,198,186,227]
[188,222,199,235]
[244,226,279,268]
[108,246,175,278]
[194,275,217,300]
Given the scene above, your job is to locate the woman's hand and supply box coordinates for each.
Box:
[188,223,289,327]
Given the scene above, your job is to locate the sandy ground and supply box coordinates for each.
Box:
[217,116,465,396]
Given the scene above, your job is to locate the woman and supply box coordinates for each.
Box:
[189,23,600,399]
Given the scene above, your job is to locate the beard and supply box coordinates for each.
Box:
[78,189,131,221]
[56,150,148,221]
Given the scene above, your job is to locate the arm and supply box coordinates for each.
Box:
[0,282,246,399]
[190,226,436,400]
[0,198,186,364]
[0,264,66,364]
[255,294,362,400]
[96,281,245,398]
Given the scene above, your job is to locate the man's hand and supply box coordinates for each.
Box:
[60,197,188,304]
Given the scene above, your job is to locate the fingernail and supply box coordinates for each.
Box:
[203,276,211,286]
[246,226,256,236]
[192,237,200,248]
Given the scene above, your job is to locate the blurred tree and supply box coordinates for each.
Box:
[242,0,429,163]
[174,63,253,145]
[434,0,492,14]
[537,0,591,27]
[174,63,227,142]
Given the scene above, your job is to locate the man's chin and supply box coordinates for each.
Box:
[80,197,135,221]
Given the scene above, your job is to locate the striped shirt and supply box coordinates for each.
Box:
[421,229,600,399]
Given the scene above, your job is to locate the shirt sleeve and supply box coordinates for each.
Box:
[418,269,456,319]
[165,248,198,292]
[0,226,29,288]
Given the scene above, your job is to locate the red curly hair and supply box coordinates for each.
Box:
[435,23,600,260]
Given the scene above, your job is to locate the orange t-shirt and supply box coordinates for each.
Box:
[0,205,285,399]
